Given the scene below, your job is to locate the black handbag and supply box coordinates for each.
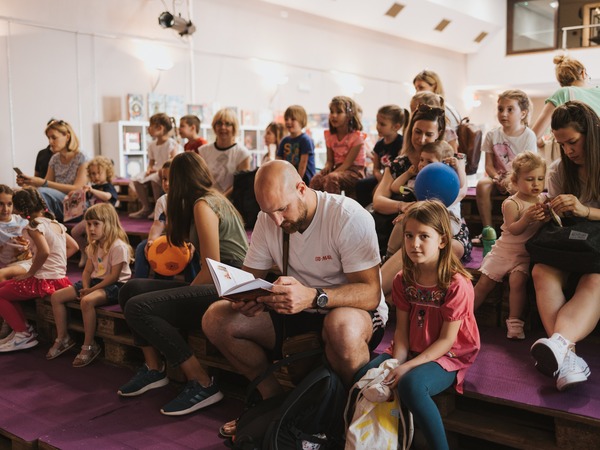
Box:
[525,217,600,273]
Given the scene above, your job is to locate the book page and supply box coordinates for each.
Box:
[206,258,256,296]
[206,258,274,300]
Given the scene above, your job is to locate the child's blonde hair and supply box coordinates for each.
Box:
[329,96,363,133]
[284,105,308,128]
[401,200,471,290]
[410,91,445,113]
[265,122,285,146]
[83,204,133,263]
[498,89,531,127]
[87,156,115,182]
[420,141,454,161]
[509,151,546,188]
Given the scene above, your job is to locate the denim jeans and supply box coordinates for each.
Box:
[118,279,219,367]
[366,353,456,450]
[39,187,66,222]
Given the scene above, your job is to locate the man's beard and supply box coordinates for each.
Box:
[280,200,308,234]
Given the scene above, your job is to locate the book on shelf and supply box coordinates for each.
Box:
[125,132,141,151]
[206,258,273,301]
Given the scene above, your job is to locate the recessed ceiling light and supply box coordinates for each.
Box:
[474,31,488,43]
[385,3,405,18]
[434,19,451,32]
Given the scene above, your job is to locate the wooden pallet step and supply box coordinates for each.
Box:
[0,428,38,450]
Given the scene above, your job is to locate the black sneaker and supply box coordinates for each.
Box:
[160,379,224,416]
[117,364,168,397]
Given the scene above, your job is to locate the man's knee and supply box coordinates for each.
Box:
[322,308,371,352]
[202,301,232,341]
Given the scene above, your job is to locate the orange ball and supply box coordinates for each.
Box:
[147,235,190,276]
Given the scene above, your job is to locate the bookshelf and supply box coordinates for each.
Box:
[99,121,150,178]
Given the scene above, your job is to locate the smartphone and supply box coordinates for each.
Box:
[13,167,23,176]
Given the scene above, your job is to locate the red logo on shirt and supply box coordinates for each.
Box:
[315,255,333,262]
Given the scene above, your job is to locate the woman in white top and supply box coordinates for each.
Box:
[198,108,251,197]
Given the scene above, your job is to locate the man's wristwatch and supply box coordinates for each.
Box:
[314,288,329,309]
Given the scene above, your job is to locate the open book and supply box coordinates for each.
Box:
[206,258,274,301]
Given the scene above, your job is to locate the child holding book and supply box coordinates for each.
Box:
[69,156,118,267]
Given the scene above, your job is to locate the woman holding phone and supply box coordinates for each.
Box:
[16,120,87,222]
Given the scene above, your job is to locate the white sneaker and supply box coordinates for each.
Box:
[506,318,525,340]
[0,331,39,352]
[27,323,37,337]
[0,330,15,345]
[556,350,590,391]
[530,334,570,377]
[0,321,12,339]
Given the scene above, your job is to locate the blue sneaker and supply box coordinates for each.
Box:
[118,364,168,397]
[160,379,224,416]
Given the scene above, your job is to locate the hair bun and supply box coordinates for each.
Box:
[553,55,567,65]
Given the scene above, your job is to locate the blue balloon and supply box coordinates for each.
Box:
[414,162,460,207]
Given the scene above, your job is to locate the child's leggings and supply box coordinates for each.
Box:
[0,278,71,331]
[397,361,456,450]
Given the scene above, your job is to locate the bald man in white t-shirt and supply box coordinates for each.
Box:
[203,160,387,403]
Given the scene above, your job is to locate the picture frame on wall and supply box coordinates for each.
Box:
[148,93,166,116]
[127,94,145,121]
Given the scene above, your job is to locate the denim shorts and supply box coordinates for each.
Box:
[73,278,124,304]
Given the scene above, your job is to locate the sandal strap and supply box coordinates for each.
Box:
[81,343,96,351]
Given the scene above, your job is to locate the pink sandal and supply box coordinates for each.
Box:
[46,337,76,360]
[72,342,101,368]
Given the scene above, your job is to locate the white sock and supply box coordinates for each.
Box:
[550,332,572,348]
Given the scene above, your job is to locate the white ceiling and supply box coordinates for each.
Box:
[258,0,503,54]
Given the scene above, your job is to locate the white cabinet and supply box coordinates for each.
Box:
[99,121,150,178]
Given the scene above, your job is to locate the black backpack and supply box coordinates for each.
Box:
[231,169,261,229]
[228,351,348,450]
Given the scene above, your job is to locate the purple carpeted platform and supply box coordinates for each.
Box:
[0,346,242,449]
[464,327,600,420]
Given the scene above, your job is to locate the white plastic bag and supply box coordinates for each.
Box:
[344,358,414,450]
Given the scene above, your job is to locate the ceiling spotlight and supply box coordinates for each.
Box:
[158,11,196,36]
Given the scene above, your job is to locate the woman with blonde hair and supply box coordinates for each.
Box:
[531,54,600,151]
[16,119,87,222]
[198,108,251,196]
[413,69,462,132]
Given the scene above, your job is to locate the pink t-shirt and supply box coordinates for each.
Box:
[324,130,366,167]
[88,239,131,283]
[390,273,480,393]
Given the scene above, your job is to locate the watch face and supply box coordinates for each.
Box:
[316,293,328,308]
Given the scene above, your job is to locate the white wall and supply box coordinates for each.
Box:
[465,0,600,131]
[0,0,470,186]
[7,0,600,188]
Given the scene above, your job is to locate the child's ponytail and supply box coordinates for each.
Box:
[13,187,55,228]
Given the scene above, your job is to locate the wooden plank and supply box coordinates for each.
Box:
[444,409,559,450]
[0,428,38,450]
